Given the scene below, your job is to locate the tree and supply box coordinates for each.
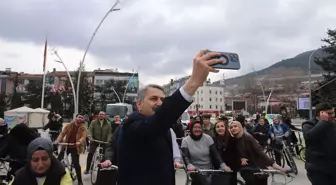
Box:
[10,73,23,109]
[61,78,74,118]
[94,78,126,111]
[313,29,336,106]
[0,93,10,118]
[23,80,43,108]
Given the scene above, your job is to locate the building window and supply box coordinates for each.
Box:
[220,91,222,95]
[209,98,212,101]
[220,98,222,101]
[216,105,218,109]
[215,91,217,95]
[220,106,222,110]
[216,98,218,101]
[209,90,212,94]
[197,91,199,94]
[201,90,203,94]
[201,105,203,108]
[209,105,212,109]
[201,98,203,101]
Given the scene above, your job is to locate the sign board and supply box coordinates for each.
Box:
[297,97,310,110]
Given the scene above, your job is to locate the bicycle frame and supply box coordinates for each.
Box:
[57,143,77,181]
[90,139,109,185]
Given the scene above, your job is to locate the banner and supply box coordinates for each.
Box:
[4,115,27,128]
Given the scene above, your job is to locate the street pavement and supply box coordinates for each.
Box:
[79,153,310,185]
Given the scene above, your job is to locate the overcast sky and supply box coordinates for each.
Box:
[0,0,335,85]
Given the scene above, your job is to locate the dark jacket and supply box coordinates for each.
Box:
[12,157,66,185]
[252,124,269,147]
[0,124,39,175]
[117,90,191,185]
[43,119,63,132]
[302,119,336,174]
[105,125,122,164]
[0,124,8,136]
[214,136,240,170]
[172,119,184,145]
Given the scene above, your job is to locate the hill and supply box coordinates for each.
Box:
[213,50,325,86]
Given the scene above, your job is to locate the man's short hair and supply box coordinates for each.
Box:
[315,103,333,116]
[137,84,164,101]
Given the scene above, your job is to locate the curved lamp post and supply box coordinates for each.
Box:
[76,0,121,114]
[53,51,77,117]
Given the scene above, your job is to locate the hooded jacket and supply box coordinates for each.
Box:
[10,137,72,185]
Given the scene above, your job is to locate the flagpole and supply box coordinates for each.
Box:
[41,70,46,108]
[41,38,48,108]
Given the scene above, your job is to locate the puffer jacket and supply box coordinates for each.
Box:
[87,119,112,142]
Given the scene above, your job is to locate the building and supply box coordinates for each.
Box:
[93,69,139,103]
[188,85,226,115]
[162,75,190,96]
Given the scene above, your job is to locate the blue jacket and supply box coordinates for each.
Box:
[268,123,289,137]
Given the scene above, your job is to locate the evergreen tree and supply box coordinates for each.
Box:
[0,93,9,118]
[10,73,23,109]
[23,80,43,108]
[313,29,336,106]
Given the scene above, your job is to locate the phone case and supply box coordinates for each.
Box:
[204,51,241,70]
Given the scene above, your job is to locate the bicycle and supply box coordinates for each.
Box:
[55,143,77,181]
[275,135,298,175]
[0,158,18,185]
[288,131,305,159]
[240,167,295,185]
[186,169,244,185]
[89,139,109,185]
[96,164,119,185]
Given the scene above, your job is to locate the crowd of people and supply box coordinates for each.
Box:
[0,50,334,185]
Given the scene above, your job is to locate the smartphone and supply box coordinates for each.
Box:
[204,51,241,70]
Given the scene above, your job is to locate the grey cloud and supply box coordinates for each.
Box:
[0,0,336,80]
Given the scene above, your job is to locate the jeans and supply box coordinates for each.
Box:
[58,147,82,183]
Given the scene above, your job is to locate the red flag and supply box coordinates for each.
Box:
[43,39,47,72]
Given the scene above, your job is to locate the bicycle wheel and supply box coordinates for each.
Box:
[265,148,285,167]
[91,155,100,185]
[299,147,306,162]
[284,148,298,175]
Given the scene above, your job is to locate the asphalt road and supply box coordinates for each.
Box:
[78,153,310,185]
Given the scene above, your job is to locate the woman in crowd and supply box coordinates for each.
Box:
[213,118,240,185]
[252,117,270,148]
[10,137,72,185]
[181,121,231,185]
[229,121,286,185]
[0,123,40,176]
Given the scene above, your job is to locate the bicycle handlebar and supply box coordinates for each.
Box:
[55,143,75,146]
[91,139,109,144]
[188,169,232,174]
[240,167,293,177]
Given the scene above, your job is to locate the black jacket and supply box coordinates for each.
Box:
[117,90,191,185]
[302,119,336,174]
[12,157,66,185]
[252,124,269,147]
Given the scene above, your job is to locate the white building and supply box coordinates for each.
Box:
[188,86,226,115]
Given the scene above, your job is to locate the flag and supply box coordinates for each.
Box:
[43,38,47,72]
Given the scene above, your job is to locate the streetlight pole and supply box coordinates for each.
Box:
[76,0,121,114]
[111,87,122,103]
[252,67,267,106]
[122,68,139,103]
[53,51,77,117]
[308,46,336,119]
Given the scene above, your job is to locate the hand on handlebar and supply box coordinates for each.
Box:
[174,161,184,169]
[100,160,112,168]
[223,166,232,172]
[54,140,59,145]
[187,165,197,172]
